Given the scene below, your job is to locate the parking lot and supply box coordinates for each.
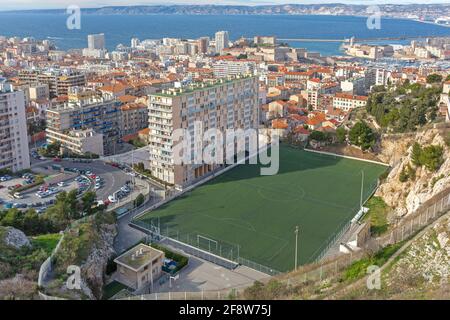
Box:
[32,159,144,205]
[0,174,79,213]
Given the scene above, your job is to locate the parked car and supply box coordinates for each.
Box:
[108,195,117,203]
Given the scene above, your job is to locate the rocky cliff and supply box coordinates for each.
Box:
[376,126,450,219]
[48,212,117,300]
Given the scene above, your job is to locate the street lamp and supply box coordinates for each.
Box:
[295,226,299,271]
[169,274,179,289]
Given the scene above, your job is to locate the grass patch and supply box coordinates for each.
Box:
[31,233,61,255]
[364,196,390,236]
[342,242,404,282]
[102,281,130,300]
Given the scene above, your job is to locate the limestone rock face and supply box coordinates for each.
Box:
[375,128,450,219]
[386,216,450,291]
[2,227,30,249]
[80,222,117,300]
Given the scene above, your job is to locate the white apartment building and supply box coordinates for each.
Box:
[215,31,229,54]
[148,76,259,188]
[212,60,255,78]
[88,33,105,50]
[0,80,30,172]
[45,128,104,156]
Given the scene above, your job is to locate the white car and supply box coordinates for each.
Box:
[95,183,102,190]
[108,195,117,203]
[57,182,65,187]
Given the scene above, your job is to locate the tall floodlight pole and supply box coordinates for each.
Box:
[360,170,365,210]
[295,226,299,271]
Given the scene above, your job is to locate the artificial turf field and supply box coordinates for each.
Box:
[138,145,387,272]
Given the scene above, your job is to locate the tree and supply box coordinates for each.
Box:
[66,189,79,219]
[336,127,347,143]
[411,143,444,172]
[426,74,443,84]
[134,193,145,208]
[0,209,23,229]
[309,131,327,141]
[420,145,444,172]
[81,191,97,216]
[22,210,41,235]
[411,142,422,166]
[399,166,408,183]
[446,74,450,82]
[348,121,375,151]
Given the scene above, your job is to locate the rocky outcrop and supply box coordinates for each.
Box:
[46,212,117,300]
[80,222,117,299]
[380,215,450,299]
[2,227,30,249]
[376,127,450,219]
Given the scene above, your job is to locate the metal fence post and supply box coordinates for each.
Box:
[433,202,436,217]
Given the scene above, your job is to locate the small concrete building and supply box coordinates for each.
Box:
[114,243,165,291]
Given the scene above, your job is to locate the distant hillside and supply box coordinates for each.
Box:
[3,4,450,20]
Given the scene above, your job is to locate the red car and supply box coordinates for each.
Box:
[53,157,62,162]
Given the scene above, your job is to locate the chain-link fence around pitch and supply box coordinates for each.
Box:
[307,178,381,263]
[131,218,281,276]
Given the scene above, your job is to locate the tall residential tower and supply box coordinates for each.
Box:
[0,79,30,172]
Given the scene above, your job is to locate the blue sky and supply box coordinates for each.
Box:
[0,1,448,11]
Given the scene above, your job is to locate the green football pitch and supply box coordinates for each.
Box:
[137,145,387,273]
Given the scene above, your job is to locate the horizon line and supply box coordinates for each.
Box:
[1,2,449,12]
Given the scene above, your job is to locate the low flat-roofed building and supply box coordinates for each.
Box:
[114,243,165,291]
[46,128,104,156]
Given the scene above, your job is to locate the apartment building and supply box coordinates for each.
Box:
[333,93,368,112]
[45,128,104,156]
[0,80,30,172]
[215,31,229,54]
[148,76,259,188]
[212,60,255,78]
[120,102,149,136]
[18,68,86,98]
[46,88,120,156]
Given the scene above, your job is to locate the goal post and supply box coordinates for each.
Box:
[197,235,219,252]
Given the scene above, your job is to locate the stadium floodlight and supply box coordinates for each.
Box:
[295,226,299,271]
[360,170,365,210]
